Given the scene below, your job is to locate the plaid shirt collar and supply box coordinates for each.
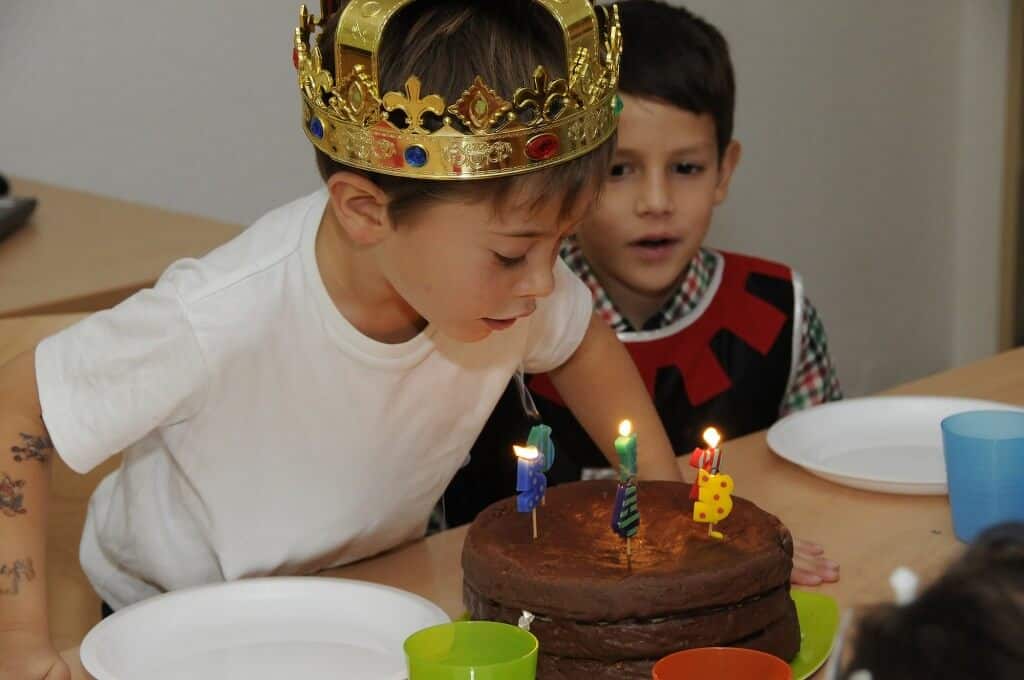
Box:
[560,236,718,333]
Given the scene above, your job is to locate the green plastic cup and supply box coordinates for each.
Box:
[404,621,538,680]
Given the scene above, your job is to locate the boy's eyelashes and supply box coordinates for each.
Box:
[493,251,527,268]
[674,162,704,175]
[608,162,706,177]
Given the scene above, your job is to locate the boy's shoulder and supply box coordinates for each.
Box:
[160,189,326,309]
[700,249,805,314]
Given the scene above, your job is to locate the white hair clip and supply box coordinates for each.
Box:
[889,566,920,605]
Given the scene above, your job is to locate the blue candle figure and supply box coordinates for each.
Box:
[514,445,546,539]
[611,420,640,558]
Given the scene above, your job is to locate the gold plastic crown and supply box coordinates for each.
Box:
[294,0,622,180]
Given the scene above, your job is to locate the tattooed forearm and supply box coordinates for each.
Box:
[11,428,53,464]
[0,472,26,517]
[0,557,35,595]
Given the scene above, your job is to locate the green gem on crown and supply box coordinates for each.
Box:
[612,93,624,116]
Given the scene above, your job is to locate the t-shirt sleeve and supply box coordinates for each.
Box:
[34,277,209,474]
[522,257,594,374]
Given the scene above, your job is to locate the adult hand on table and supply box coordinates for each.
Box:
[0,630,70,680]
[791,538,840,586]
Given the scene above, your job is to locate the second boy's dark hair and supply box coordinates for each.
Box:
[616,0,735,158]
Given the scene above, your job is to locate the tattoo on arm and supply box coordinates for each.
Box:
[11,426,54,464]
[0,557,35,595]
[0,472,27,517]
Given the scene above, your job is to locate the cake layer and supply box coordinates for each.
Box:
[536,605,801,680]
[464,580,794,661]
[462,480,794,621]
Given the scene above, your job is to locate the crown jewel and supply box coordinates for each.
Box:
[294,0,622,180]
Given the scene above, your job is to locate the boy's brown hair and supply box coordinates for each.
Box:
[616,0,735,159]
[314,0,615,225]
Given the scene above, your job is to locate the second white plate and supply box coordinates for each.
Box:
[766,396,1024,494]
[80,577,449,680]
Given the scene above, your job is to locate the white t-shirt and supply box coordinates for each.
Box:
[35,188,592,609]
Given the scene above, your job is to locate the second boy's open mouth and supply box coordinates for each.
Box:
[629,235,681,259]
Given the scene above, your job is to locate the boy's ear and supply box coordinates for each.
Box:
[713,140,743,205]
[325,171,391,245]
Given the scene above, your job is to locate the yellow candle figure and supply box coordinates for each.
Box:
[693,469,734,540]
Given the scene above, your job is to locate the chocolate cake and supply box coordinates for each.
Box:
[462,480,799,679]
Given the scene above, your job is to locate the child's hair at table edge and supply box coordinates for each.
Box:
[845,521,1024,680]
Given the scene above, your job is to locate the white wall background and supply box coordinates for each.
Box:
[681,0,1011,395]
[0,1,1012,396]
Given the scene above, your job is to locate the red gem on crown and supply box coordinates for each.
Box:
[525,133,560,161]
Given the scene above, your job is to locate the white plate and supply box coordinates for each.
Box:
[80,577,449,680]
[766,396,1024,494]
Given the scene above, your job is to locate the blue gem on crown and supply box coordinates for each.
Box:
[309,117,325,139]
[404,145,428,168]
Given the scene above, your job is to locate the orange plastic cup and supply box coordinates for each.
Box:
[652,647,792,680]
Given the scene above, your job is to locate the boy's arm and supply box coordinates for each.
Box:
[547,314,682,481]
[0,351,68,679]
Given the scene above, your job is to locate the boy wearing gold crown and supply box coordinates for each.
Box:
[0,0,683,674]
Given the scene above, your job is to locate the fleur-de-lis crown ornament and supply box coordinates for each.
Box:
[294,0,622,179]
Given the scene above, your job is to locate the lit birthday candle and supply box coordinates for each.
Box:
[693,469,734,539]
[611,481,640,541]
[614,420,638,478]
[611,420,640,558]
[514,445,546,539]
[703,427,723,472]
[689,427,721,500]
[692,429,733,540]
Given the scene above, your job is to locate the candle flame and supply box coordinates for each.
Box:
[618,420,633,437]
[702,427,721,449]
[513,445,540,460]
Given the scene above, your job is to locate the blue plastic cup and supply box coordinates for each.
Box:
[941,410,1024,542]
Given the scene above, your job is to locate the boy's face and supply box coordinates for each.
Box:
[377,192,590,343]
[578,95,740,305]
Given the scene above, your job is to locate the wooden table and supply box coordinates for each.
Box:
[0,313,1012,677]
[0,177,240,318]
